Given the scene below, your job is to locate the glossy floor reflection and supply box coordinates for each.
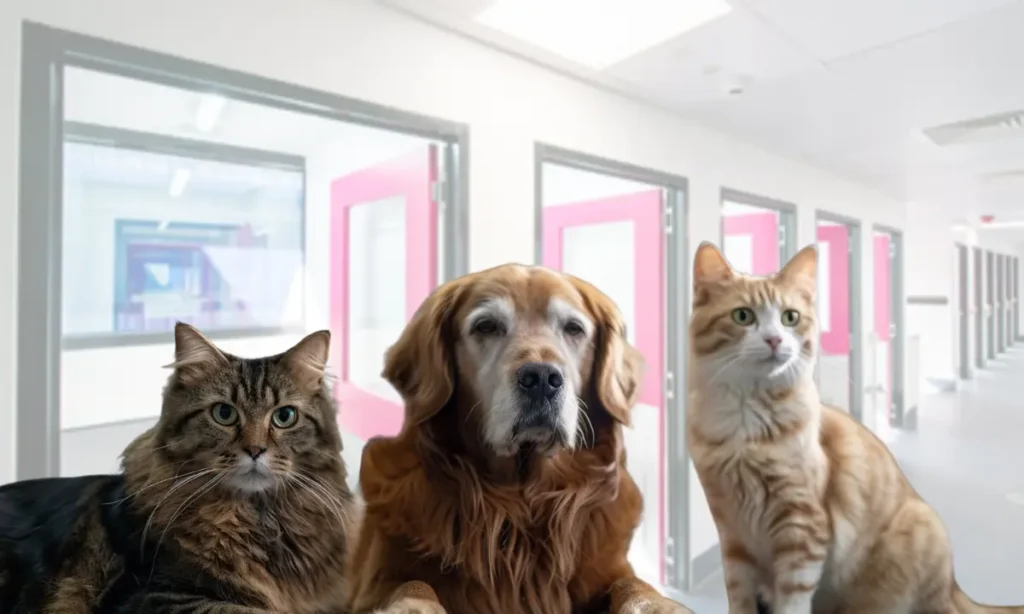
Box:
[680,346,1024,612]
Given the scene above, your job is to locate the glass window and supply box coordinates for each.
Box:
[62,140,304,339]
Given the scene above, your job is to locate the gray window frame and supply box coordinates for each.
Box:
[17,21,470,480]
[533,143,697,594]
[719,188,799,269]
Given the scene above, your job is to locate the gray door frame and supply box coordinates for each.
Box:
[875,225,906,428]
[987,251,996,360]
[1015,257,1021,342]
[719,188,798,267]
[17,22,470,480]
[816,211,864,423]
[533,143,694,594]
[997,255,1007,353]
[956,244,972,380]
[975,247,986,368]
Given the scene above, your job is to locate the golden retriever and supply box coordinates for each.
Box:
[346,264,693,614]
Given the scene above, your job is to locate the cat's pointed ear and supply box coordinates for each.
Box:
[693,242,734,287]
[778,244,817,290]
[167,322,229,384]
[283,330,331,393]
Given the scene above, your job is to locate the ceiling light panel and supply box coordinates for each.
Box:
[922,109,1024,146]
[476,0,733,69]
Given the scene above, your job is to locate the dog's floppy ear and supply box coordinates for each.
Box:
[572,277,644,426]
[382,279,465,427]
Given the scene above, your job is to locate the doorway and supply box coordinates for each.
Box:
[17,24,469,481]
[987,251,996,360]
[1006,256,1015,347]
[997,255,1007,354]
[815,213,863,422]
[873,227,906,429]
[535,145,689,595]
[956,244,972,380]
[975,247,986,369]
[720,189,797,275]
[1015,257,1020,342]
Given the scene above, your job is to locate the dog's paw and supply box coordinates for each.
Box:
[374,597,448,614]
[616,596,695,614]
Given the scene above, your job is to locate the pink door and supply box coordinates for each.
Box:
[723,211,779,275]
[542,190,665,586]
[330,145,438,445]
[816,223,851,411]
[873,233,892,423]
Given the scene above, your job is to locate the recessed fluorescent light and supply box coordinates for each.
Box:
[169,168,191,198]
[194,93,227,132]
[476,0,732,69]
[979,220,1024,229]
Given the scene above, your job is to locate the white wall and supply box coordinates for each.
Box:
[905,203,959,389]
[905,208,1022,393]
[0,0,908,568]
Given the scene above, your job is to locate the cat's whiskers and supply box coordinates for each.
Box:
[109,463,204,508]
[139,468,217,557]
[705,352,750,386]
[150,471,227,581]
[295,470,349,518]
[290,471,349,527]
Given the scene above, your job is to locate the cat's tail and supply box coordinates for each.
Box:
[953,583,1024,613]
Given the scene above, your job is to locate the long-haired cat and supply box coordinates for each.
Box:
[0,323,357,613]
[686,243,1023,614]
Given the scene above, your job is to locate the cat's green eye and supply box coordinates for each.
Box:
[211,403,239,426]
[731,307,756,326]
[272,406,298,429]
[781,309,801,327]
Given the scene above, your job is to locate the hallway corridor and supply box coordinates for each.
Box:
[683,347,1024,611]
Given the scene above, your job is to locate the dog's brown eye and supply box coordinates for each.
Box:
[564,321,585,337]
[473,318,501,336]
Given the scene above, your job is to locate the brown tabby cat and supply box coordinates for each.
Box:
[686,242,1023,614]
[0,323,357,613]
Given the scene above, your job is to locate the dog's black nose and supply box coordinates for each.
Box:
[517,362,563,401]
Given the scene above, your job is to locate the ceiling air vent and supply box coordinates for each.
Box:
[922,110,1024,146]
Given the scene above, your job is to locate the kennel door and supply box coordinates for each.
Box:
[330,145,439,445]
[541,189,666,587]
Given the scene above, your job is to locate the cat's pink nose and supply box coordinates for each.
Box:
[764,336,782,350]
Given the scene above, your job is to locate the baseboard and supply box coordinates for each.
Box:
[690,544,722,591]
[925,377,959,392]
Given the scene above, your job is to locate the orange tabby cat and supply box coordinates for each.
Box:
[686,242,1023,614]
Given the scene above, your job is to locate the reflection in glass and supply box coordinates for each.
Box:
[62,141,304,338]
[346,196,406,401]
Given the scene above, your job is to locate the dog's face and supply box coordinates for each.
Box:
[383,264,643,458]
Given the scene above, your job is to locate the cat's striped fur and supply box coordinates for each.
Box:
[0,324,357,613]
[686,243,1023,614]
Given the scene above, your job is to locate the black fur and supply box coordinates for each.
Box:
[0,475,259,613]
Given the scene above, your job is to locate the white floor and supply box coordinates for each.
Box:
[678,346,1024,612]
[59,348,1024,610]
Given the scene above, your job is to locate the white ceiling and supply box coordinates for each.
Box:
[380,0,1024,238]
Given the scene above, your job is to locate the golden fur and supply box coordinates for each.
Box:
[347,264,692,614]
[686,243,1024,614]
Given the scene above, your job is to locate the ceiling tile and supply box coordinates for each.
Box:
[605,9,821,103]
[743,0,1017,63]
